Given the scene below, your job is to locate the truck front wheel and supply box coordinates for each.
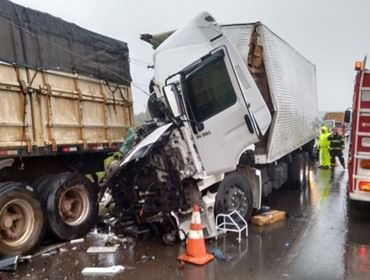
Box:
[215,172,253,221]
[0,183,45,256]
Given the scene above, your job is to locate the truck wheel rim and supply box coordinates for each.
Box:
[58,185,90,226]
[223,185,247,215]
[0,199,35,247]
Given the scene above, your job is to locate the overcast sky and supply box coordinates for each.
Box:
[11,0,370,114]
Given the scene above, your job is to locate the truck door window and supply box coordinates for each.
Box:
[185,56,237,122]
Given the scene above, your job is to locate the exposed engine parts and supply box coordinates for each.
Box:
[105,123,202,238]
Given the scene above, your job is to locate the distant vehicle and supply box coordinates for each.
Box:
[323,112,345,134]
[321,119,335,132]
[348,57,370,202]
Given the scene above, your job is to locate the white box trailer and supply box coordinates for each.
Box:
[222,24,319,164]
[106,12,319,241]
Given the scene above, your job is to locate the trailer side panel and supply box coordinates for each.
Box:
[0,63,132,156]
[260,25,318,162]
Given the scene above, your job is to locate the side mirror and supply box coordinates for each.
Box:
[163,84,183,117]
[344,109,351,123]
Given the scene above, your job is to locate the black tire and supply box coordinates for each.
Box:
[302,151,310,187]
[0,182,45,256]
[215,172,253,221]
[162,230,177,246]
[304,139,316,160]
[38,173,98,241]
[289,153,306,189]
[33,174,58,202]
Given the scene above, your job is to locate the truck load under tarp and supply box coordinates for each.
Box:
[0,0,131,85]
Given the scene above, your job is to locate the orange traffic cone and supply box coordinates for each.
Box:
[178,205,214,265]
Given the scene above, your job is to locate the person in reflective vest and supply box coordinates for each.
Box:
[317,126,331,169]
[328,127,345,169]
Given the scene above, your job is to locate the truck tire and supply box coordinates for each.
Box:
[162,230,177,246]
[304,139,316,160]
[38,173,98,240]
[303,151,310,185]
[289,153,307,189]
[33,174,57,202]
[0,182,45,256]
[215,172,253,221]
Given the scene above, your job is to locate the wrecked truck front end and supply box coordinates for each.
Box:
[103,121,212,242]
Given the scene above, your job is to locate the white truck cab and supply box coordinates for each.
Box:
[106,12,318,241]
[155,12,271,175]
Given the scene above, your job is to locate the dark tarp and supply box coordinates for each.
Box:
[0,0,131,85]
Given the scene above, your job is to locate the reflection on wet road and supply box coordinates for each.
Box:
[282,168,347,279]
[2,162,370,280]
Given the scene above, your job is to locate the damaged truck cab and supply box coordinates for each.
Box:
[107,12,318,241]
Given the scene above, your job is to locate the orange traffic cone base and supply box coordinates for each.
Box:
[178,252,214,265]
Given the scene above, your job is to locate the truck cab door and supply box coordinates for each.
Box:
[181,48,270,175]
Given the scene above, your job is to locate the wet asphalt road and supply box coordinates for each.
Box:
[2,161,370,280]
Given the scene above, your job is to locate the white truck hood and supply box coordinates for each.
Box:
[121,123,173,166]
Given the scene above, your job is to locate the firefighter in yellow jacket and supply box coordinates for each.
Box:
[317,126,331,169]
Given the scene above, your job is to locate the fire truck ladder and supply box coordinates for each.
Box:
[352,56,370,188]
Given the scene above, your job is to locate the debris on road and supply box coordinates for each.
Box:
[251,210,286,226]
[33,243,68,257]
[41,250,59,257]
[211,248,235,262]
[59,248,68,253]
[32,240,79,258]
[0,255,31,272]
[70,238,85,244]
[105,235,135,248]
[287,212,309,220]
[86,245,120,254]
[139,255,156,262]
[81,265,125,276]
[261,205,271,213]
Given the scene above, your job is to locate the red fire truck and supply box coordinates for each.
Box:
[348,57,370,201]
